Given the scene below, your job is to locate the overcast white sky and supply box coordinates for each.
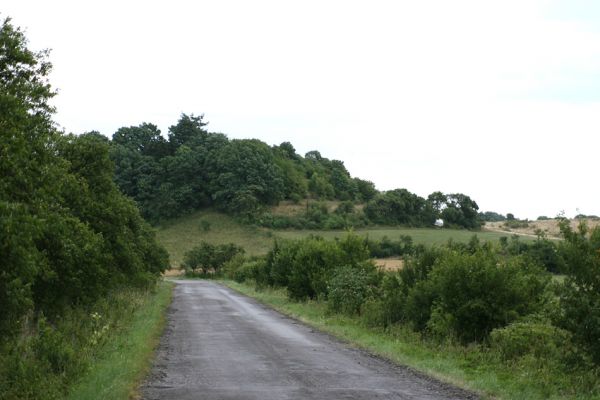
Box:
[4,0,599,219]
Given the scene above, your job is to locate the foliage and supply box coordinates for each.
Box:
[182,241,244,276]
[420,250,549,342]
[555,220,600,365]
[479,211,506,222]
[504,219,530,229]
[327,264,376,315]
[0,18,168,338]
[365,189,435,226]
[0,285,169,400]
[490,321,572,362]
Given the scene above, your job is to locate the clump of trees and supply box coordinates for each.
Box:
[110,122,378,223]
[182,242,244,276]
[109,113,483,230]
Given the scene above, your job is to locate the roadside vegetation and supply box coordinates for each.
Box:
[197,219,600,399]
[0,18,169,399]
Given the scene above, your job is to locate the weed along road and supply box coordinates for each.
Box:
[141,280,478,400]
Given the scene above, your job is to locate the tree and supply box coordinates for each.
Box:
[0,17,59,335]
[112,123,169,158]
[0,18,168,336]
[168,113,208,149]
[441,193,481,229]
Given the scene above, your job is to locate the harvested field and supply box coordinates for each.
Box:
[484,218,600,239]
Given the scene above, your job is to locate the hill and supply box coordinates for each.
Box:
[108,115,481,230]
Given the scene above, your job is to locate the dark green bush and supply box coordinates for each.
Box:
[182,242,244,276]
[421,250,549,343]
[556,221,600,365]
[327,263,377,315]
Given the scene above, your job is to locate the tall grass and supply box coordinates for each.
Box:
[0,282,173,400]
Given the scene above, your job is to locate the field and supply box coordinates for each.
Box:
[156,210,529,268]
[484,218,600,238]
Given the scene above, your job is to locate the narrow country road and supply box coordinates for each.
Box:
[141,280,478,400]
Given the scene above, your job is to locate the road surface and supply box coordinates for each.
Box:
[141,280,478,400]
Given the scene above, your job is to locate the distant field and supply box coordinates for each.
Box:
[156,210,531,268]
[275,227,515,245]
[485,218,599,238]
[155,210,276,267]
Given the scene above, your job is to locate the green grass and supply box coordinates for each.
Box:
[66,281,173,400]
[275,226,517,245]
[156,210,276,266]
[222,280,600,400]
[156,210,525,267]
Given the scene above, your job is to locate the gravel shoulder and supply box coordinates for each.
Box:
[141,280,479,400]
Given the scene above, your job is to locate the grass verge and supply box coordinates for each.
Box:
[222,280,599,400]
[66,281,173,400]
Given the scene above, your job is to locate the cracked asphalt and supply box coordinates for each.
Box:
[141,280,479,400]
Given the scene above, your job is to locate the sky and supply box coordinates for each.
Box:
[3,0,600,219]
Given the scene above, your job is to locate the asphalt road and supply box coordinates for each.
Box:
[141,280,478,400]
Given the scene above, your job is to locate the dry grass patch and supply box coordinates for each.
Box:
[375,258,404,271]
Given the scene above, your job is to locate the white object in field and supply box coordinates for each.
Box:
[434,219,444,227]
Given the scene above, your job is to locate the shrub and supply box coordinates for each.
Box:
[199,220,211,231]
[327,265,373,315]
[182,242,244,276]
[555,221,600,365]
[422,249,549,343]
[490,321,572,362]
[286,238,343,300]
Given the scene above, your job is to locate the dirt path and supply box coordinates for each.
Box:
[141,280,478,400]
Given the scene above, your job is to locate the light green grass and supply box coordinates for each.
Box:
[222,280,600,400]
[156,210,527,267]
[275,226,519,246]
[156,210,276,266]
[66,281,173,400]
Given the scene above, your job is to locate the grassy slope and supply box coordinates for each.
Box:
[223,281,598,400]
[156,210,525,267]
[66,281,173,400]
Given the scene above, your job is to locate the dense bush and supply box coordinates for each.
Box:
[365,235,414,258]
[501,235,563,273]
[490,321,572,362]
[182,242,244,276]
[555,220,600,365]
[0,287,160,400]
[257,201,368,230]
[417,249,549,342]
[327,264,377,315]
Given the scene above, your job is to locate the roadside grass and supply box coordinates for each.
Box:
[66,281,173,400]
[222,280,599,400]
[156,210,524,268]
